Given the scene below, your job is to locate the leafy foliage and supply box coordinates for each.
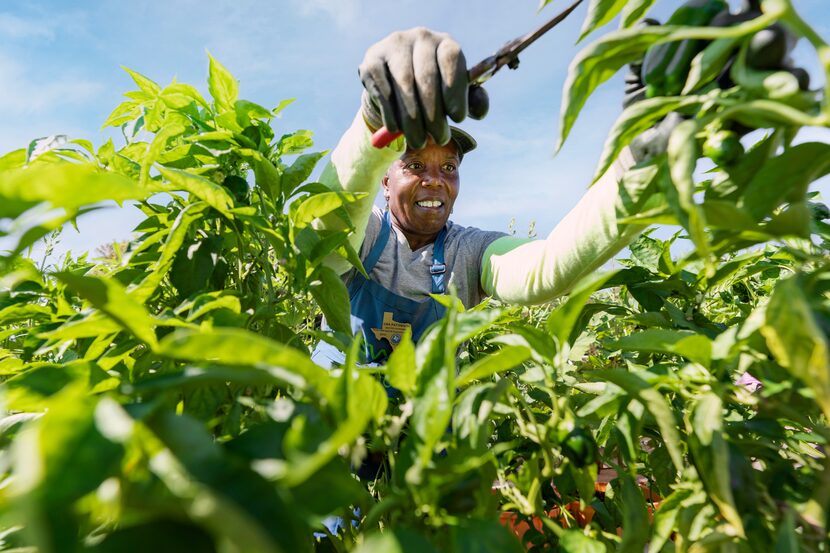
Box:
[0,0,829,550]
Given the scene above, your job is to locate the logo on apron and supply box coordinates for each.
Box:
[370,312,411,349]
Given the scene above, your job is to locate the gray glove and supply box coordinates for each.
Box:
[358,27,469,149]
[622,18,680,161]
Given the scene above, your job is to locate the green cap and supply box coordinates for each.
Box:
[449,126,477,160]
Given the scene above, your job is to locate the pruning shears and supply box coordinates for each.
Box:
[371,0,585,149]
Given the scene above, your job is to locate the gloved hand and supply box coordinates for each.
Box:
[622,18,682,161]
[358,28,487,149]
[709,0,808,91]
[622,1,807,161]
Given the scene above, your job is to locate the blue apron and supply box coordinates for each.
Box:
[350,210,448,364]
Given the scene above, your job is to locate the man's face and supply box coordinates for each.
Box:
[382,140,460,250]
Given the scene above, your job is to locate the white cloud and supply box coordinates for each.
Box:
[0,53,103,152]
[0,12,56,40]
[0,54,102,116]
[288,0,363,29]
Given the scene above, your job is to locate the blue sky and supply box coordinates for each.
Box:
[2,0,829,259]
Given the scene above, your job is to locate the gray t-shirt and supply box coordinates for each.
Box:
[346,206,507,309]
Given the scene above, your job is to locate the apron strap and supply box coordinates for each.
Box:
[367,210,447,293]
[363,210,393,274]
[430,226,448,294]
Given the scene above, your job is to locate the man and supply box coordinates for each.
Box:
[312,6,800,367]
[309,27,647,368]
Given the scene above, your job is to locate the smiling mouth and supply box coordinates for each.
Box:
[415,200,444,208]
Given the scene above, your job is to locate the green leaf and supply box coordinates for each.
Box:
[452,307,504,344]
[185,293,241,322]
[281,152,327,197]
[4,361,117,411]
[235,99,273,125]
[593,96,700,184]
[740,142,830,222]
[559,530,605,553]
[123,66,161,95]
[285,376,386,488]
[701,200,756,231]
[774,509,799,553]
[0,163,149,218]
[310,265,352,335]
[0,302,53,324]
[10,386,122,509]
[148,410,312,553]
[557,14,780,150]
[761,276,830,419]
[386,328,416,394]
[620,0,658,27]
[763,201,811,237]
[156,167,235,217]
[406,319,455,484]
[290,459,366,518]
[207,53,238,113]
[683,37,741,94]
[185,130,236,145]
[667,119,711,267]
[132,365,311,394]
[449,518,524,553]
[86,519,217,553]
[130,202,208,303]
[650,488,694,552]
[291,191,364,227]
[579,0,629,42]
[157,328,329,392]
[277,129,314,155]
[456,345,531,387]
[588,368,684,471]
[38,313,122,342]
[281,344,386,488]
[272,98,295,117]
[140,122,187,186]
[546,270,617,349]
[618,473,650,553]
[161,82,209,109]
[606,328,712,366]
[253,157,283,201]
[558,25,671,151]
[0,148,27,170]
[497,324,556,362]
[353,529,439,553]
[170,236,223,298]
[55,272,159,348]
[690,393,745,536]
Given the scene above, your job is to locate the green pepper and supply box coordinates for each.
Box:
[223,174,249,203]
[560,427,598,468]
[643,0,728,98]
[703,130,744,165]
[746,24,791,70]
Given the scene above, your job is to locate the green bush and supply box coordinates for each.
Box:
[0,0,829,550]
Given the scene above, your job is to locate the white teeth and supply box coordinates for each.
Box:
[416,200,443,208]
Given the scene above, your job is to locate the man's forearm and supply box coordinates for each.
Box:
[316,110,404,274]
[480,148,651,304]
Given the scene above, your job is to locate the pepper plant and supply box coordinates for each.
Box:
[0,0,828,550]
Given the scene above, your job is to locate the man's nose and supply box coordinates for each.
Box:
[421,167,442,186]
